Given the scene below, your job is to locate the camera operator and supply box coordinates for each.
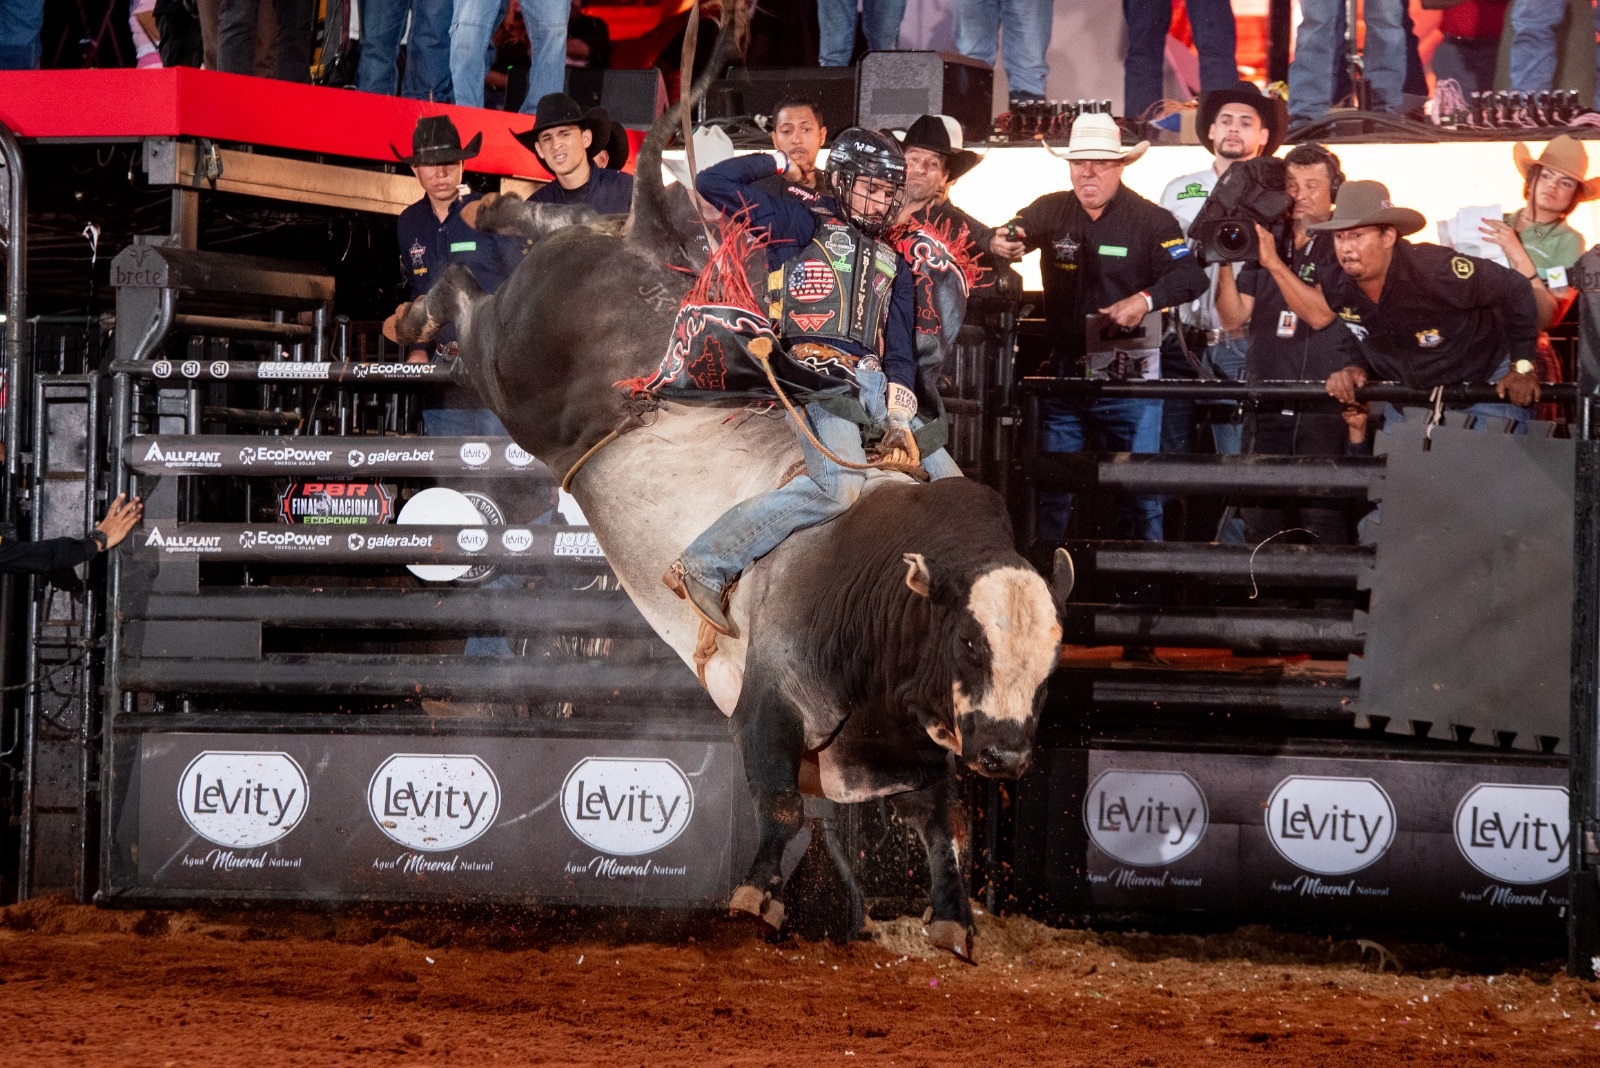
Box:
[1310,182,1542,431]
[988,113,1207,545]
[1158,82,1287,474]
[1214,143,1361,545]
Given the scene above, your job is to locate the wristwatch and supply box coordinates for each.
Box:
[88,530,108,552]
[1513,358,1536,376]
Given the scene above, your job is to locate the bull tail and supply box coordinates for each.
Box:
[624,2,748,257]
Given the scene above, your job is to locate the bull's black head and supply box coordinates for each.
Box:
[902,552,1062,779]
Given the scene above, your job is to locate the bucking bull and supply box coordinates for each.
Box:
[392,10,1065,960]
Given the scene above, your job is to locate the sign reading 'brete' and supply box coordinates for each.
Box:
[1083,769,1208,868]
[1265,776,1396,875]
[177,751,308,849]
[1454,783,1571,885]
[560,757,695,856]
[367,754,500,852]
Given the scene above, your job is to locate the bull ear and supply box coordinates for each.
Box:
[902,552,932,598]
[1052,548,1075,613]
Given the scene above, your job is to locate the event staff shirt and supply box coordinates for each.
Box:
[529,166,635,215]
[1237,231,1360,381]
[1320,240,1539,387]
[1015,186,1208,368]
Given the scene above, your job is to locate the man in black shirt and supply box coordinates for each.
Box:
[989,113,1208,544]
[1289,182,1541,427]
[894,114,1000,288]
[1215,143,1361,544]
[0,494,141,574]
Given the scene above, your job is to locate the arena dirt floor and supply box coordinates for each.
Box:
[3,898,1598,1066]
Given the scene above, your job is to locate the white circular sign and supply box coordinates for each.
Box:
[560,757,694,856]
[367,753,500,852]
[1264,775,1396,876]
[1083,769,1208,867]
[177,750,308,848]
[1454,783,1571,885]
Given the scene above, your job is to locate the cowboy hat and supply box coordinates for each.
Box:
[1305,180,1426,236]
[1513,135,1600,203]
[510,93,605,157]
[1196,81,1288,157]
[662,125,736,189]
[896,114,982,181]
[585,107,631,171]
[391,115,482,166]
[1045,112,1148,164]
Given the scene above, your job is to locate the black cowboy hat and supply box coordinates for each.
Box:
[584,107,630,171]
[511,93,605,157]
[1195,81,1288,157]
[899,114,981,181]
[391,115,482,166]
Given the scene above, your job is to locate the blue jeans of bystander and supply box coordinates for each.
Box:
[952,0,1053,99]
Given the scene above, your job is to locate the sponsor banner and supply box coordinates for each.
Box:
[114,360,469,385]
[1073,751,1568,929]
[256,362,331,381]
[134,524,606,564]
[125,436,558,478]
[128,730,747,906]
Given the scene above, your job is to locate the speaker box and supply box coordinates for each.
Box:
[856,51,994,142]
[565,68,669,130]
[704,66,859,136]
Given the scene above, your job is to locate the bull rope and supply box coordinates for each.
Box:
[747,337,929,482]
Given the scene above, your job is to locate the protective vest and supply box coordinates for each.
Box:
[768,217,898,355]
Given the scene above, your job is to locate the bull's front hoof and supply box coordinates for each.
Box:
[926,920,978,964]
[728,885,785,930]
[382,305,408,344]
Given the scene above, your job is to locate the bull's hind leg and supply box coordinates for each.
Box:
[890,777,978,962]
[728,691,807,931]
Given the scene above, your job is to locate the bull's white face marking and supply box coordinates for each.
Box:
[952,566,1062,724]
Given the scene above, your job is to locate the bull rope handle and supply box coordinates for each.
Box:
[749,337,927,481]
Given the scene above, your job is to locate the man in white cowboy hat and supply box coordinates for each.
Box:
[1479,135,1599,331]
[988,112,1208,546]
[1307,181,1543,430]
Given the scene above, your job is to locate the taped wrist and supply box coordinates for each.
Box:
[886,383,917,427]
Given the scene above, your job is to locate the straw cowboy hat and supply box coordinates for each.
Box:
[1305,180,1426,236]
[896,114,982,181]
[1046,112,1148,164]
[391,115,482,166]
[1513,134,1600,203]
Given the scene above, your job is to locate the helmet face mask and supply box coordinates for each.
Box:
[827,127,907,237]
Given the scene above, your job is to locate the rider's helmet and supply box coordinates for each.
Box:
[827,127,908,237]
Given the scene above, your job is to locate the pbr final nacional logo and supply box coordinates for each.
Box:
[1083,769,1208,867]
[177,751,308,849]
[1265,776,1396,875]
[368,754,500,852]
[561,757,694,856]
[1453,783,1571,885]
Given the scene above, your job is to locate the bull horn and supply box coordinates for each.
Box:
[1052,548,1075,613]
[902,552,931,598]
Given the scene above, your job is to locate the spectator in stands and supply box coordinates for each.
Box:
[218,0,312,82]
[1159,83,1285,462]
[357,0,451,101]
[1122,0,1240,124]
[0,495,142,574]
[0,0,42,68]
[1509,0,1600,110]
[987,113,1207,545]
[1430,0,1509,95]
[1306,181,1542,430]
[586,107,629,171]
[818,0,904,66]
[392,116,528,658]
[567,0,611,70]
[1214,143,1362,545]
[953,0,1052,103]
[1289,0,1406,124]
[131,0,162,68]
[765,97,829,193]
[153,0,205,67]
[514,93,635,213]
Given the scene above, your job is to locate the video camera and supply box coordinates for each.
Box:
[1187,156,1293,265]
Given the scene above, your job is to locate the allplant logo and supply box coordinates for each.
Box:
[1083,769,1208,867]
[561,757,694,855]
[368,754,500,852]
[1454,783,1571,885]
[1265,776,1395,875]
[177,751,308,848]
